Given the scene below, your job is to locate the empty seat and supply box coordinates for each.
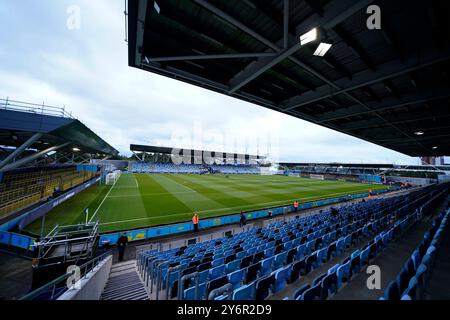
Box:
[240,255,254,269]
[286,248,297,264]
[360,247,370,267]
[337,260,351,289]
[253,251,265,264]
[316,247,328,266]
[209,264,225,280]
[207,276,228,295]
[321,272,338,299]
[183,282,206,300]
[383,280,400,300]
[301,282,321,300]
[226,260,240,274]
[305,253,317,274]
[290,258,306,283]
[293,284,310,300]
[273,252,287,269]
[255,274,275,300]
[197,261,211,272]
[246,262,261,284]
[228,269,245,290]
[273,266,291,293]
[396,267,409,294]
[402,276,418,300]
[232,281,256,300]
[224,254,236,264]
[260,257,274,277]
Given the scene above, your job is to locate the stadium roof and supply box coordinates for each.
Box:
[0,98,118,171]
[128,0,450,157]
[130,144,264,159]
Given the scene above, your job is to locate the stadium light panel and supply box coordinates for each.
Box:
[300,28,317,45]
[72,147,80,152]
[414,131,424,136]
[313,42,332,57]
[432,146,438,149]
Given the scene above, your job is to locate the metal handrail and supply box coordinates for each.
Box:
[20,250,112,300]
[1,97,75,119]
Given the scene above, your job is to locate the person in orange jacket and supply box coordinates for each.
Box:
[192,213,199,232]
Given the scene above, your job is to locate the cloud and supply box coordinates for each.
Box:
[0,0,425,165]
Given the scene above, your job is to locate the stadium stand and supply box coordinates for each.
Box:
[136,183,447,300]
[0,99,117,222]
[0,165,96,218]
[131,162,260,175]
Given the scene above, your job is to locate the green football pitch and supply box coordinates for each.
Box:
[25,173,389,234]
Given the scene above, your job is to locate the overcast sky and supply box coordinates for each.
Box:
[0,0,442,165]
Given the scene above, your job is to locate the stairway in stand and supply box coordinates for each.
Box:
[100,260,149,300]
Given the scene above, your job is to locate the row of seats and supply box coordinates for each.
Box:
[138,185,445,300]
[139,195,414,300]
[288,206,420,300]
[382,207,450,300]
[131,162,260,174]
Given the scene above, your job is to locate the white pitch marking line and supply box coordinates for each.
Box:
[99,189,376,226]
[134,174,139,188]
[89,176,119,223]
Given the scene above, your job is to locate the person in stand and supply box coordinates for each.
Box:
[117,233,128,262]
[192,213,199,233]
[268,210,273,218]
[239,211,247,227]
[294,200,299,212]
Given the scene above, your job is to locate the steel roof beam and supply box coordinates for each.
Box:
[192,0,281,52]
[226,0,372,93]
[0,142,71,172]
[281,47,450,111]
[317,86,450,123]
[342,113,450,131]
[147,52,278,62]
[283,0,289,49]
[0,132,43,170]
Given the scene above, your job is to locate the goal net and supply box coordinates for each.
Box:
[310,174,325,180]
[105,170,121,185]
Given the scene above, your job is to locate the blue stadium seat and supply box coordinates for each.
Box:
[300,282,321,300]
[293,284,310,300]
[289,258,305,283]
[273,252,287,269]
[316,247,328,266]
[321,272,338,299]
[209,264,225,280]
[228,269,245,290]
[198,269,209,284]
[273,266,291,293]
[336,237,345,256]
[245,262,261,284]
[360,246,370,267]
[255,274,275,300]
[183,282,206,300]
[226,260,240,274]
[383,280,400,300]
[402,276,418,300]
[232,281,256,300]
[260,257,274,277]
[336,261,351,289]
